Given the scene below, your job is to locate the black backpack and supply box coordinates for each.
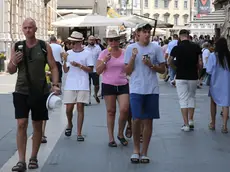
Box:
[14,40,48,108]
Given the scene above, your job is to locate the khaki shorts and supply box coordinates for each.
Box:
[63,90,89,104]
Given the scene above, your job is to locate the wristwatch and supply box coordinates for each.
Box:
[103,61,107,65]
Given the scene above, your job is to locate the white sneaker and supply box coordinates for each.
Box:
[189,120,194,129]
[181,125,190,132]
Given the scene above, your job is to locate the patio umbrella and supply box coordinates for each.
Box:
[119,15,173,28]
[51,13,126,27]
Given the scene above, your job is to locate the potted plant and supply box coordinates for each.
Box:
[0,52,6,72]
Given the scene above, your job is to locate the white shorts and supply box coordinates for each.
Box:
[176,80,197,108]
[63,90,89,104]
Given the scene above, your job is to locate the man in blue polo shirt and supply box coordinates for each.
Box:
[125,23,165,164]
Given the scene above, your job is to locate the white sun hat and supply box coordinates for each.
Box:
[46,92,62,110]
[68,31,84,42]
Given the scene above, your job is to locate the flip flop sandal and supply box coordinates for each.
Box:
[93,95,100,103]
[208,123,215,130]
[117,136,128,146]
[140,155,150,164]
[130,153,140,163]
[12,161,27,172]
[221,126,228,134]
[65,128,72,137]
[125,126,132,138]
[28,158,39,169]
[41,136,47,143]
[108,141,117,147]
[77,135,85,141]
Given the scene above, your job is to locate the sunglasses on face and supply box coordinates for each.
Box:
[71,41,82,45]
[108,38,120,42]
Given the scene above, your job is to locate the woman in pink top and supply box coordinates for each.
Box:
[96,30,129,147]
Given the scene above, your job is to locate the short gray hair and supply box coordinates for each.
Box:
[202,42,209,48]
[50,36,57,42]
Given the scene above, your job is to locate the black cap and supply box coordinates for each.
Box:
[179,29,190,35]
[135,23,152,31]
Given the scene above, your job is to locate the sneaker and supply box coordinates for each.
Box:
[181,125,190,132]
[189,120,194,130]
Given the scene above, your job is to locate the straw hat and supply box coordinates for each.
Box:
[103,30,121,41]
[46,92,62,110]
[68,31,84,41]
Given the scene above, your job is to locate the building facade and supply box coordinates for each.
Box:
[0,0,57,71]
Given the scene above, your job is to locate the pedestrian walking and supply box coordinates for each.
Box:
[7,18,60,172]
[63,31,94,141]
[169,29,202,132]
[96,30,129,147]
[125,23,165,163]
[206,37,230,133]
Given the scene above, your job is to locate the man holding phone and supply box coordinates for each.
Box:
[125,23,165,164]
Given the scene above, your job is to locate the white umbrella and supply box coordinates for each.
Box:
[52,13,125,27]
[119,15,173,28]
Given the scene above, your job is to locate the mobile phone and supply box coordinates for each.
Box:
[143,54,150,60]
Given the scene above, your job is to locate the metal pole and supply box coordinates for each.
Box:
[140,0,143,15]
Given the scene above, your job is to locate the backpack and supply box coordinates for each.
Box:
[14,39,47,63]
[14,40,48,108]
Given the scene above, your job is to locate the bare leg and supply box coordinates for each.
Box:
[104,95,117,142]
[17,119,29,162]
[141,119,153,156]
[181,108,189,125]
[188,108,195,121]
[66,104,74,129]
[77,103,84,136]
[31,120,43,158]
[42,120,46,137]
[222,107,229,129]
[210,97,216,127]
[132,119,141,154]
[117,94,129,138]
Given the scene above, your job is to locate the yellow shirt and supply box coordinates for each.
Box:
[45,64,51,84]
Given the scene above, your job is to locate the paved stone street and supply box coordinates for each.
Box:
[0,74,230,172]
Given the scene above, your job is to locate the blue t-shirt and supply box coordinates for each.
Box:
[124,42,165,94]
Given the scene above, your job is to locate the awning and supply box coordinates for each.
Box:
[57,9,93,15]
[189,9,225,24]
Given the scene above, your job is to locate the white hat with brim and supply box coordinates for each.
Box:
[68,31,84,42]
[103,30,121,41]
[46,92,62,110]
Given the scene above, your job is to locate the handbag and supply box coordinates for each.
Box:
[22,41,46,109]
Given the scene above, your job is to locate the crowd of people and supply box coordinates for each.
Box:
[6,17,230,171]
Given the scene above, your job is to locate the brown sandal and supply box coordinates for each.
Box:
[221,126,228,134]
[28,158,39,169]
[12,161,27,172]
[208,123,215,130]
[125,126,132,138]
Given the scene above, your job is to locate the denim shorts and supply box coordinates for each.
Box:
[130,93,160,120]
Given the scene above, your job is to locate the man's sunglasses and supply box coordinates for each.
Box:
[108,38,120,42]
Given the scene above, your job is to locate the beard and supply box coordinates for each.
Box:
[89,42,95,46]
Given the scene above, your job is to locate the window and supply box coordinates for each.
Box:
[154,13,159,20]
[144,0,148,8]
[184,17,188,24]
[184,0,188,9]
[174,15,179,25]
[174,0,178,8]
[183,14,189,24]
[154,0,158,8]
[164,16,169,23]
[164,0,169,8]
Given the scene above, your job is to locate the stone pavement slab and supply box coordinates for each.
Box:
[40,83,230,172]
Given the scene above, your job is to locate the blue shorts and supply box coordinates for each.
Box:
[130,93,160,120]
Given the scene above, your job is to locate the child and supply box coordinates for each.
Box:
[41,64,52,143]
